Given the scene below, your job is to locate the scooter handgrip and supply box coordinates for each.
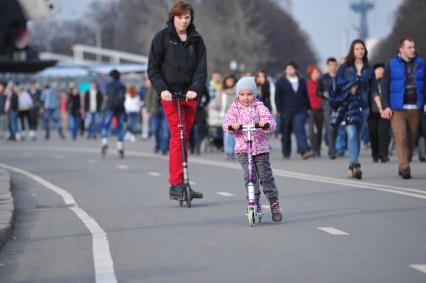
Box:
[255,123,270,129]
[228,125,243,131]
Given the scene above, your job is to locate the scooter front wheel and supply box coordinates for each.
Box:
[185,186,192,208]
[248,208,255,227]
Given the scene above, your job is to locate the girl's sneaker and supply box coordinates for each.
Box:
[255,199,262,214]
[269,198,282,222]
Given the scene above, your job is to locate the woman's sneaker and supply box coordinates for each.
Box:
[269,198,282,222]
[169,184,183,199]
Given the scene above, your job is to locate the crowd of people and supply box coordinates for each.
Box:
[0,41,425,182]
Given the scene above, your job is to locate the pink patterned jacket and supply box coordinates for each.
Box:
[223,99,276,155]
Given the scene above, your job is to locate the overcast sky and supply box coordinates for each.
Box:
[54,0,403,63]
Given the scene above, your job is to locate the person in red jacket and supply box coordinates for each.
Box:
[306,65,323,157]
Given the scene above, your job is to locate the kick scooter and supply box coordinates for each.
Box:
[172,92,195,208]
[229,123,270,227]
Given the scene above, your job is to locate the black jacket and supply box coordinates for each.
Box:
[67,94,81,116]
[84,89,103,112]
[147,18,207,96]
[275,76,310,113]
[104,80,126,113]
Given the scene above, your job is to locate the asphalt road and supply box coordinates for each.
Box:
[0,136,425,283]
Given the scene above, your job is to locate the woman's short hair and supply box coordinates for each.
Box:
[171,1,194,19]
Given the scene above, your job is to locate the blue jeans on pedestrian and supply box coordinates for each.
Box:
[8,111,18,139]
[150,107,169,152]
[101,110,124,142]
[281,111,311,156]
[126,112,139,135]
[87,112,100,138]
[68,114,81,140]
[43,108,62,136]
[336,125,347,155]
[345,109,369,164]
[223,131,235,155]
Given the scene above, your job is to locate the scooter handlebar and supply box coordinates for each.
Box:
[171,92,187,100]
[228,123,270,131]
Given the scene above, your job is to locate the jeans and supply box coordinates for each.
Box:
[336,125,347,155]
[345,108,369,164]
[43,109,62,136]
[87,112,100,138]
[223,132,235,155]
[150,107,169,152]
[68,114,81,140]
[126,112,140,135]
[101,110,125,142]
[280,111,311,156]
[8,111,18,139]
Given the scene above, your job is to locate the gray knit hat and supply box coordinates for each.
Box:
[236,76,257,96]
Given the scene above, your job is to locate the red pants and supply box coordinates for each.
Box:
[161,99,197,185]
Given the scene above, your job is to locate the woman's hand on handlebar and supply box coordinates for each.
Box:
[161,90,173,101]
[186,90,197,101]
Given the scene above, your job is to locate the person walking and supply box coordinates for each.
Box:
[317,57,339,159]
[124,85,142,143]
[331,39,373,179]
[381,37,426,179]
[67,86,83,140]
[147,0,207,200]
[306,65,323,157]
[28,80,41,141]
[367,63,390,163]
[17,85,33,141]
[275,62,314,160]
[84,80,103,139]
[40,85,65,140]
[219,74,237,160]
[101,69,127,158]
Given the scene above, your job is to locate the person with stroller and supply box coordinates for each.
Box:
[223,77,283,222]
[147,0,207,200]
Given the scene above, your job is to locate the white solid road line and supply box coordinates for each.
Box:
[216,192,235,197]
[11,146,426,200]
[116,165,129,170]
[410,264,426,274]
[0,163,117,283]
[317,227,350,236]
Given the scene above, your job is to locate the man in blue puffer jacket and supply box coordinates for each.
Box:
[381,37,426,179]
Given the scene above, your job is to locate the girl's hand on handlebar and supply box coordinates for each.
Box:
[258,120,267,127]
[161,90,172,101]
[231,122,241,131]
[186,90,197,101]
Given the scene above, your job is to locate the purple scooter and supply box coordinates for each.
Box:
[229,123,269,227]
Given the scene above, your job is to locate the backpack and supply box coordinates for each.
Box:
[109,83,125,112]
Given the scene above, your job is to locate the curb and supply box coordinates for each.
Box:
[0,169,14,248]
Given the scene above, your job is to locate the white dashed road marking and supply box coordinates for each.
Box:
[317,227,350,236]
[410,264,426,274]
[217,192,235,197]
[116,165,129,170]
[148,172,161,177]
[54,154,64,159]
